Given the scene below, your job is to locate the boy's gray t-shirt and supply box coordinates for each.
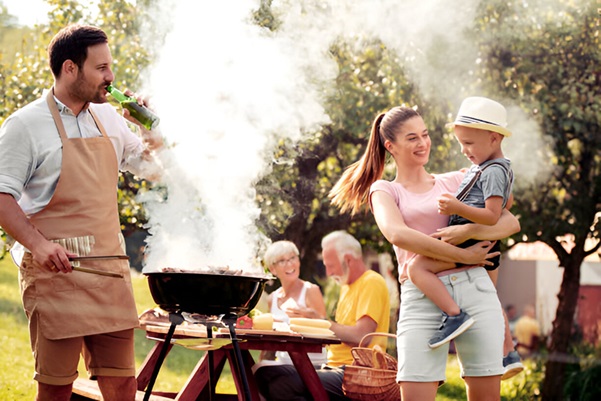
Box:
[449,158,513,226]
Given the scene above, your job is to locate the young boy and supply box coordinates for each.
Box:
[406,96,523,379]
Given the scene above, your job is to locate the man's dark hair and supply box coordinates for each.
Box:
[48,24,108,78]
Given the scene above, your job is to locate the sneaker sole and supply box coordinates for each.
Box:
[501,363,524,380]
[428,317,475,349]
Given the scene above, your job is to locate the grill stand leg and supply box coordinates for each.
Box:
[206,323,215,401]
[143,312,184,401]
[223,315,252,401]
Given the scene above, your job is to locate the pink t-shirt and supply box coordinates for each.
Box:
[369,171,464,280]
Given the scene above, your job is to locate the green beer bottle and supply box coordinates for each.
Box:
[106,85,160,130]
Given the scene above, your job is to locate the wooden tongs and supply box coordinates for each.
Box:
[69,255,129,278]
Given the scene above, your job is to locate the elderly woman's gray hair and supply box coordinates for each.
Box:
[263,240,300,267]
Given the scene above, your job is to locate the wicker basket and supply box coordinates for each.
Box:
[342,333,400,401]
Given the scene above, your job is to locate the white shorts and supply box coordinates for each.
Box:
[396,267,504,382]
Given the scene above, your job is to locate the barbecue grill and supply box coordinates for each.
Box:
[142,270,270,401]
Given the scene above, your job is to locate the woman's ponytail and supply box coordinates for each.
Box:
[329,112,388,215]
[329,106,420,215]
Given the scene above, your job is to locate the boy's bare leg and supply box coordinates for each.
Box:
[408,255,461,315]
[409,254,476,349]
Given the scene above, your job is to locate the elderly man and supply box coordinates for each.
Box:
[254,230,391,401]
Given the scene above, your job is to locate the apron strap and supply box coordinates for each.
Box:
[456,161,512,202]
[46,89,109,139]
[88,108,110,139]
[46,89,69,140]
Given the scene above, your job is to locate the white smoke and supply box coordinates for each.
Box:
[141,0,336,272]
[503,105,553,188]
[139,0,551,273]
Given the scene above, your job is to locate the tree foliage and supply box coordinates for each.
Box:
[0,0,459,274]
[0,0,161,238]
[473,1,601,398]
[2,2,600,397]
[254,34,461,281]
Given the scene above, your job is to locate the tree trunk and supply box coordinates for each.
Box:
[541,254,582,401]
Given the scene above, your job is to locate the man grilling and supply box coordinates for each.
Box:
[0,24,162,401]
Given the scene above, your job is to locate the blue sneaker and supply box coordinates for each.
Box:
[428,310,475,349]
[502,351,524,380]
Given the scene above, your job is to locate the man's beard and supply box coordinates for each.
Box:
[333,260,350,285]
[73,71,107,104]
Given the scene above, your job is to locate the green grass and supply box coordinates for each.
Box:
[0,256,538,400]
[0,256,237,399]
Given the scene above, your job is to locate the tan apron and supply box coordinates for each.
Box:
[18,90,139,340]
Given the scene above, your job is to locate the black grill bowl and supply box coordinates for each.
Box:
[145,271,269,317]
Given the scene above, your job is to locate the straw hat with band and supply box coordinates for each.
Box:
[447,96,512,137]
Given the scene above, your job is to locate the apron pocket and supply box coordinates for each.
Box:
[51,272,101,292]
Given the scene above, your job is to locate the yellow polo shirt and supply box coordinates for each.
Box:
[327,270,390,367]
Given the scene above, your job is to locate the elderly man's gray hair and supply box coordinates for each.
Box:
[321,230,362,260]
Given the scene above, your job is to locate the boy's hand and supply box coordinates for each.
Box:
[437,193,461,215]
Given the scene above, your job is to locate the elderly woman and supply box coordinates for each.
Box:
[263,240,327,365]
[264,241,326,321]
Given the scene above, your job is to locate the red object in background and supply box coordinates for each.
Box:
[236,315,253,329]
[577,285,601,345]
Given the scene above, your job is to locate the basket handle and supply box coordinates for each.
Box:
[358,332,397,348]
[371,346,389,368]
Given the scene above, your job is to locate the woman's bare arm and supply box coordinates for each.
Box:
[286,284,327,319]
[305,284,327,319]
[370,191,496,265]
[432,209,520,245]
